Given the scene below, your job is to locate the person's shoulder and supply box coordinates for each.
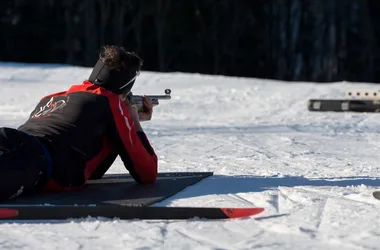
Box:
[67,80,117,98]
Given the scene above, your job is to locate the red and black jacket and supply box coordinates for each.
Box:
[18,81,158,190]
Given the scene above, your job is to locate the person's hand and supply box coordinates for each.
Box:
[122,96,139,122]
[138,95,153,121]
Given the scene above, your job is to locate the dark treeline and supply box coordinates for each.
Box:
[1,0,380,82]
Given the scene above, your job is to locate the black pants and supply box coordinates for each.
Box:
[0,127,47,201]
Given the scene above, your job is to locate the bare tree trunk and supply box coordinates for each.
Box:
[194,2,207,71]
[113,0,125,46]
[133,1,143,53]
[84,0,98,65]
[270,2,278,76]
[63,1,75,64]
[155,0,170,71]
[277,0,287,79]
[357,0,374,81]
[229,1,239,70]
[98,0,112,46]
[311,1,324,81]
[326,0,337,81]
[211,2,220,74]
[289,0,302,80]
[337,0,348,81]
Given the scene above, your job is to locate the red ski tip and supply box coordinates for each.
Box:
[220,207,264,218]
[0,208,19,219]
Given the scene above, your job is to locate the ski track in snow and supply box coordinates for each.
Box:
[1,62,380,249]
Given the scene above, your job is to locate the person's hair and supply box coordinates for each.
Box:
[99,45,143,77]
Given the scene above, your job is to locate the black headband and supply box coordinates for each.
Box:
[88,59,136,94]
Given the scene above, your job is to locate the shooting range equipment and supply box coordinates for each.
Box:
[308,88,380,112]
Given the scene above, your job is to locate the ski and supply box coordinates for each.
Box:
[0,205,264,220]
[373,191,380,200]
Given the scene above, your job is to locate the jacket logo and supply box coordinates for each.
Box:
[32,96,68,118]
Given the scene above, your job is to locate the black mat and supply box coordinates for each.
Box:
[1,172,213,206]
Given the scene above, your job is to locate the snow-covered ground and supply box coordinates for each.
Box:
[1,62,380,249]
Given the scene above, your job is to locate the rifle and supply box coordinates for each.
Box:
[127,89,171,111]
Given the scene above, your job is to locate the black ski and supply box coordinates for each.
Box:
[0,205,264,220]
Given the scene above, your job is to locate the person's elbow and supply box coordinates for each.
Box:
[139,158,158,184]
[141,169,157,184]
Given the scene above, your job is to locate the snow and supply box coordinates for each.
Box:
[1,61,380,249]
